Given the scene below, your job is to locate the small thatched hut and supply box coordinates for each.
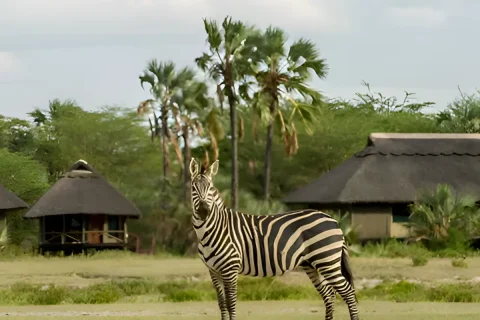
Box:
[0,185,29,245]
[283,133,480,241]
[23,159,141,252]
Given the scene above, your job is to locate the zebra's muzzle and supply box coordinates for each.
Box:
[196,200,209,220]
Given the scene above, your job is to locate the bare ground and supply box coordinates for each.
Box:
[0,301,479,319]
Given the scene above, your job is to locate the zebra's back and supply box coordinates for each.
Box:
[229,209,345,277]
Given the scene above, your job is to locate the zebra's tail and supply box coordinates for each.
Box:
[341,242,358,303]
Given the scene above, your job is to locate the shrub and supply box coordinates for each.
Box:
[451,258,468,268]
[411,255,429,266]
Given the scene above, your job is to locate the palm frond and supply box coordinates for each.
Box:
[203,18,223,51]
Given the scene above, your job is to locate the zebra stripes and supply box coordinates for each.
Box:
[189,158,359,320]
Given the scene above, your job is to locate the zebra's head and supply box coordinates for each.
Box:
[189,158,220,220]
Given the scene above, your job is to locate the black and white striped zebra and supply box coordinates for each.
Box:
[189,158,359,320]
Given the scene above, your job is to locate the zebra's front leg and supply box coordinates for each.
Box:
[305,267,336,320]
[209,270,229,320]
[222,271,239,320]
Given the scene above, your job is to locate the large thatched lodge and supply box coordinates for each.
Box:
[283,133,480,241]
[23,160,141,253]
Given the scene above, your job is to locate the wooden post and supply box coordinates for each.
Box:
[39,217,43,245]
[123,218,128,243]
[82,215,86,244]
[61,215,65,244]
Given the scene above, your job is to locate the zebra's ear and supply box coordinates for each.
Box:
[206,160,219,178]
[189,158,199,178]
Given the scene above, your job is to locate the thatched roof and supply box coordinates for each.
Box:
[23,160,141,219]
[283,133,480,205]
[0,185,28,211]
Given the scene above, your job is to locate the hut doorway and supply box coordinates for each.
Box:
[88,215,104,244]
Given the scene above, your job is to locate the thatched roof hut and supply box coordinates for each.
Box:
[283,133,480,240]
[24,159,141,219]
[23,159,141,253]
[0,185,28,211]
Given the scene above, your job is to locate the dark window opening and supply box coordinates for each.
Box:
[108,216,120,231]
[392,203,411,223]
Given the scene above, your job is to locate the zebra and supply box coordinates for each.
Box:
[189,158,359,320]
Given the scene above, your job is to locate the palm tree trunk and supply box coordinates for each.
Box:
[182,127,191,203]
[225,85,239,210]
[160,104,170,209]
[263,101,276,201]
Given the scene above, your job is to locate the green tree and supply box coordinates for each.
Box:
[28,99,86,182]
[195,16,256,210]
[0,149,49,246]
[138,60,195,206]
[0,116,35,155]
[436,89,480,133]
[245,27,328,200]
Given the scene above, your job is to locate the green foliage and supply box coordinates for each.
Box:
[0,149,49,246]
[436,89,480,133]
[360,239,432,258]
[407,184,480,251]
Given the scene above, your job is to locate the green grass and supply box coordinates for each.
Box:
[358,239,480,259]
[0,278,479,306]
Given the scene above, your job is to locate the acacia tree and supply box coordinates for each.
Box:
[195,16,256,210]
[245,27,328,200]
[138,60,195,204]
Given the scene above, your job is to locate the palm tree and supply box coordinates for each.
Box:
[195,16,256,210]
[170,80,226,202]
[407,184,480,247]
[245,27,328,200]
[138,60,195,204]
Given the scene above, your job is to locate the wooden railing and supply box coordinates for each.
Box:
[42,230,126,244]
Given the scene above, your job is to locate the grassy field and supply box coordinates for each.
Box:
[0,253,479,318]
[1,253,479,287]
[0,301,479,319]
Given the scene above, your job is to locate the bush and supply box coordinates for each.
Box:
[411,255,429,266]
[451,258,468,268]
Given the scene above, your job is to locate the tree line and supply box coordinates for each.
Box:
[0,15,479,253]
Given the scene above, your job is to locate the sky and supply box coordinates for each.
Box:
[1,0,479,119]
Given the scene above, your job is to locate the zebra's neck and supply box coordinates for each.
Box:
[192,194,228,239]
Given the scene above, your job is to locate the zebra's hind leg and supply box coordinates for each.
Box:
[209,270,229,320]
[305,267,336,320]
[319,270,359,320]
[222,271,239,320]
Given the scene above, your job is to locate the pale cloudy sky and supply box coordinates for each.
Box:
[1,0,479,119]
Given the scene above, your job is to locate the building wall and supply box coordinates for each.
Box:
[351,206,392,240]
[390,222,410,238]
